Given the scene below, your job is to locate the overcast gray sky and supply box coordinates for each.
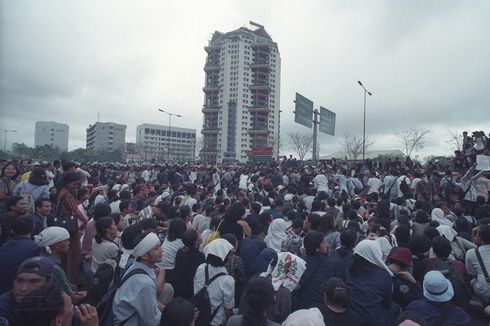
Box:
[1,0,489,159]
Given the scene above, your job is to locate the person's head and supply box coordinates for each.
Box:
[323,277,351,308]
[478,224,490,245]
[183,229,201,250]
[1,163,19,179]
[350,239,390,277]
[121,224,143,250]
[225,202,246,222]
[62,172,81,192]
[95,216,118,243]
[179,205,192,220]
[221,233,238,251]
[133,232,162,266]
[34,198,51,217]
[423,270,454,303]
[388,247,413,270]
[304,213,321,232]
[423,226,440,240]
[13,256,54,303]
[34,226,70,256]
[414,210,429,224]
[303,231,327,256]
[17,283,73,326]
[6,196,27,215]
[242,276,275,326]
[138,218,159,233]
[167,217,186,241]
[431,236,452,259]
[28,167,49,186]
[93,202,112,220]
[160,297,196,326]
[204,238,233,267]
[394,224,411,247]
[409,235,432,257]
[11,214,34,236]
[112,213,125,232]
[340,228,358,249]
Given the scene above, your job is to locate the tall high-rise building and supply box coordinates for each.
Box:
[200,22,281,163]
[34,121,69,152]
[136,123,196,162]
[86,122,126,151]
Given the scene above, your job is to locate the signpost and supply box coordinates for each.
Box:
[319,106,336,136]
[294,93,313,128]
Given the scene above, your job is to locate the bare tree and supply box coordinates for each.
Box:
[340,133,374,160]
[287,132,313,160]
[446,131,462,151]
[397,128,430,158]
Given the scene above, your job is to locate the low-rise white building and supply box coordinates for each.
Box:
[34,121,69,152]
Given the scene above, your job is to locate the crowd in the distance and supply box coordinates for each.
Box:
[0,130,489,326]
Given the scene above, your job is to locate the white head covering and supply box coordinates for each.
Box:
[203,238,233,262]
[436,225,458,241]
[354,239,393,276]
[34,227,70,248]
[132,232,161,258]
[265,218,292,252]
[431,208,453,227]
[281,307,325,326]
[261,252,306,291]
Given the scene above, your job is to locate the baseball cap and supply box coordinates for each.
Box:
[17,257,55,278]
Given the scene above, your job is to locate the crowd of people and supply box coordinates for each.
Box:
[0,130,489,326]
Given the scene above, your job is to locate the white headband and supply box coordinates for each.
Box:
[132,232,160,258]
[34,227,70,248]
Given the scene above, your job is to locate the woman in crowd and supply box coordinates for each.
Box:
[91,216,120,274]
[327,229,357,281]
[228,276,280,326]
[222,233,246,305]
[436,224,476,262]
[218,202,246,241]
[315,277,359,326]
[159,217,186,283]
[173,229,205,300]
[346,239,396,326]
[265,218,291,252]
[0,163,19,215]
[194,238,235,326]
[12,167,50,209]
[411,210,430,237]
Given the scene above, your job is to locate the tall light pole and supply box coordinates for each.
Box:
[0,129,18,152]
[357,81,372,161]
[157,109,182,162]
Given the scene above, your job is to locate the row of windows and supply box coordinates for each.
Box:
[143,128,196,139]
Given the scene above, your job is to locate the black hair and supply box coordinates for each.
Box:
[432,236,452,259]
[423,226,439,240]
[121,224,143,250]
[17,283,64,326]
[221,233,238,247]
[77,188,88,201]
[182,229,199,248]
[303,231,324,256]
[479,224,490,244]
[394,224,411,247]
[160,297,195,326]
[93,202,112,220]
[395,311,428,326]
[337,229,357,257]
[167,218,186,241]
[1,163,20,180]
[179,205,191,219]
[119,190,131,200]
[11,214,33,236]
[243,277,275,326]
[34,197,51,209]
[308,213,322,231]
[95,216,114,244]
[291,218,303,230]
[209,217,221,231]
[225,202,246,222]
[311,200,323,212]
[119,201,131,212]
[112,213,122,226]
[6,196,24,212]
[206,253,226,267]
[414,210,429,224]
[408,235,432,256]
[323,277,351,308]
[61,161,75,172]
[327,197,336,207]
[138,218,158,230]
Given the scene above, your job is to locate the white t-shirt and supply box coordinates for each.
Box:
[314,174,329,194]
[367,177,383,194]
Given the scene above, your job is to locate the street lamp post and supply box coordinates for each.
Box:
[157,109,182,162]
[357,81,372,161]
[0,129,18,152]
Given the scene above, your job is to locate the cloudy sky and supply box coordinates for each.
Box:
[1,0,489,159]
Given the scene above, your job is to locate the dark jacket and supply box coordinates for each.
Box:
[172,247,205,300]
[294,255,333,309]
[218,219,244,241]
[237,235,267,276]
[405,299,471,326]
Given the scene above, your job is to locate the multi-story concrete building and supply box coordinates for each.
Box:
[200,22,281,163]
[34,121,69,152]
[136,123,196,162]
[86,122,126,151]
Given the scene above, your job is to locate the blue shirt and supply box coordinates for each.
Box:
[31,212,47,236]
[346,265,393,326]
[238,235,267,275]
[326,248,353,281]
[405,299,470,326]
[296,255,333,309]
[0,236,42,294]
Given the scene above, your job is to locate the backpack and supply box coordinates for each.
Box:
[19,182,38,213]
[432,258,471,308]
[204,219,223,246]
[87,258,121,306]
[400,177,410,195]
[97,268,147,326]
[192,264,226,326]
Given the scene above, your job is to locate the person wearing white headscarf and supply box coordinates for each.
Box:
[113,232,164,326]
[431,208,453,227]
[265,219,292,252]
[194,238,235,326]
[34,226,70,248]
[437,225,476,261]
[281,307,325,326]
[346,239,396,326]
